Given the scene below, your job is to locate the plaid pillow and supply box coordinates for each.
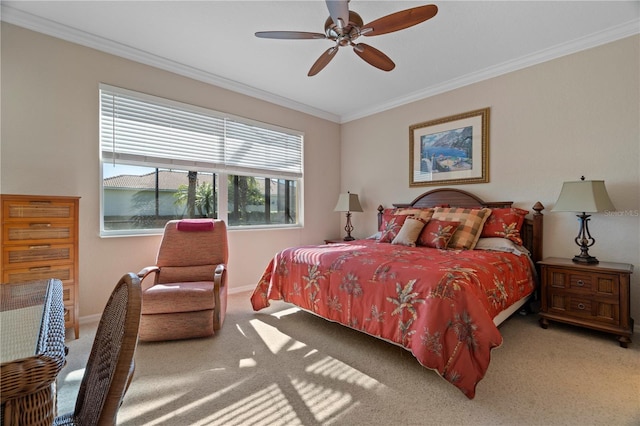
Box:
[393,207,435,223]
[432,207,492,250]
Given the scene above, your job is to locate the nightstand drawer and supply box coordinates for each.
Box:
[568,273,592,292]
[548,291,619,325]
[546,267,619,297]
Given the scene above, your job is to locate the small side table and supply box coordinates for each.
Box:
[538,257,634,348]
[324,238,348,244]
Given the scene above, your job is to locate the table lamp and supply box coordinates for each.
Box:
[334,191,363,241]
[552,176,615,264]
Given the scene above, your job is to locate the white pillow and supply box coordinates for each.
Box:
[474,238,530,256]
[367,231,382,240]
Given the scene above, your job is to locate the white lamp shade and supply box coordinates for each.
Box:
[334,192,363,212]
[552,180,615,213]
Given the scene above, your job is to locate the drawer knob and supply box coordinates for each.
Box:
[29,222,52,228]
[29,244,51,250]
[29,266,52,272]
[577,303,586,310]
[577,280,584,287]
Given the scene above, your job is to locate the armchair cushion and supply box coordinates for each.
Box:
[156,265,219,284]
[142,281,214,315]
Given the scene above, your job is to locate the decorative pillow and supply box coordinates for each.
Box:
[481,208,529,245]
[432,207,492,250]
[378,207,433,233]
[379,209,399,231]
[379,214,410,243]
[417,220,460,249]
[391,217,427,247]
[380,208,399,219]
[393,207,435,222]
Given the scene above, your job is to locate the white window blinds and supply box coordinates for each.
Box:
[100,84,303,178]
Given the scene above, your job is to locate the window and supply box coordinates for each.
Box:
[227,175,297,226]
[100,84,302,236]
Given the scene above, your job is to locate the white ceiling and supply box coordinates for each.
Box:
[2,1,638,123]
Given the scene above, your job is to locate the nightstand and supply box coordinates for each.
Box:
[538,257,634,348]
[324,238,349,244]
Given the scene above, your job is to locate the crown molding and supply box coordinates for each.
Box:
[2,5,637,125]
[0,5,341,123]
[340,18,640,123]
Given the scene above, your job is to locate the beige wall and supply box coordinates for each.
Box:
[2,22,639,325]
[341,35,640,322]
[0,23,341,318]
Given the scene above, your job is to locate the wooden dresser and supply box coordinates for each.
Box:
[538,257,634,348]
[1,194,80,338]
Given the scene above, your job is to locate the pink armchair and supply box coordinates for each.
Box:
[138,219,228,341]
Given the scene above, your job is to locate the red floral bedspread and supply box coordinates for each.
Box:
[250,240,536,398]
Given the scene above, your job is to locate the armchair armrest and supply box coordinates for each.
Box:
[213,264,227,330]
[137,266,160,291]
[137,266,159,279]
[214,264,226,287]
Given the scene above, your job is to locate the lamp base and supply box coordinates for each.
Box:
[343,236,355,241]
[572,254,599,264]
[571,212,599,264]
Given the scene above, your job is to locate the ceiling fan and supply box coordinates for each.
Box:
[255,1,438,76]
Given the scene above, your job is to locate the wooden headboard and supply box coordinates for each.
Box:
[377,188,544,264]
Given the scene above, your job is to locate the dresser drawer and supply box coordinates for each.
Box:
[62,283,75,306]
[64,304,75,329]
[3,222,76,245]
[2,263,75,285]
[3,199,76,222]
[3,243,75,267]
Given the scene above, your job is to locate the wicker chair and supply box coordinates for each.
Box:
[137,219,228,342]
[0,279,66,426]
[53,272,142,426]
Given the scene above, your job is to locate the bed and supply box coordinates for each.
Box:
[250,188,544,398]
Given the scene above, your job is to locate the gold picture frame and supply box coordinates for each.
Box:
[409,107,489,187]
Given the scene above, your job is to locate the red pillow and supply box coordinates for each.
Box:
[481,208,528,245]
[417,220,460,249]
[176,219,214,232]
[379,214,410,243]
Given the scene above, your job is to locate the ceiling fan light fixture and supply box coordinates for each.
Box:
[257,1,438,76]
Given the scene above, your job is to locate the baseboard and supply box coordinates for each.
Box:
[229,284,258,294]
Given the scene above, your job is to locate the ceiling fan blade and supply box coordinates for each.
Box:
[362,4,438,37]
[255,31,326,40]
[353,43,395,72]
[308,46,339,76]
[325,0,350,32]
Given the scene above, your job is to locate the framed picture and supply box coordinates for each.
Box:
[409,107,489,187]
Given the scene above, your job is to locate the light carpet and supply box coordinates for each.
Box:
[57,291,640,425]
